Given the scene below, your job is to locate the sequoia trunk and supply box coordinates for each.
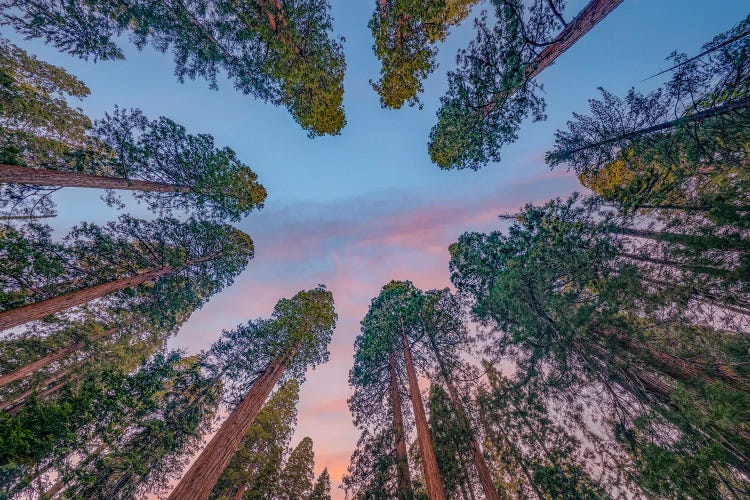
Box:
[0,164,191,193]
[0,328,116,388]
[389,351,413,499]
[0,268,173,332]
[400,329,446,500]
[168,355,287,500]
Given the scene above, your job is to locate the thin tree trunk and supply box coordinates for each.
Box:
[0,328,116,388]
[0,268,173,332]
[485,0,623,114]
[400,329,446,500]
[389,351,413,499]
[1,369,73,413]
[0,214,55,220]
[232,483,248,500]
[168,355,287,500]
[0,164,191,193]
[555,96,750,158]
[424,332,499,500]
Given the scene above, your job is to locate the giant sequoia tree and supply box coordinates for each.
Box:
[210,380,300,500]
[0,0,346,136]
[0,40,267,220]
[428,0,623,170]
[369,0,479,109]
[449,195,750,496]
[0,215,253,331]
[168,287,336,500]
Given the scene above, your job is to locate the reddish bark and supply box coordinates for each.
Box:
[484,0,623,115]
[0,268,173,332]
[401,330,446,500]
[0,163,191,192]
[0,328,116,388]
[389,351,413,499]
[168,355,287,500]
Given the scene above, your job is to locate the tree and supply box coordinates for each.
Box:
[349,302,414,499]
[548,15,750,174]
[309,467,331,500]
[369,0,479,109]
[342,427,400,499]
[362,281,447,499]
[476,365,606,499]
[0,42,267,220]
[428,0,623,170]
[449,195,750,495]
[0,215,253,332]
[210,380,300,500]
[47,355,221,499]
[0,1,346,136]
[168,286,337,500]
[278,437,315,499]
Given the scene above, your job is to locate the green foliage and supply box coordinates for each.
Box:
[309,467,331,500]
[278,436,315,499]
[205,286,336,404]
[369,0,478,109]
[0,0,346,136]
[428,0,567,169]
[210,380,300,500]
[342,428,400,500]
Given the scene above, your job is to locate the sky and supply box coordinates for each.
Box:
[4,0,749,497]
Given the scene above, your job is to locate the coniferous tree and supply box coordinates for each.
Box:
[209,380,300,500]
[369,0,479,109]
[428,0,623,170]
[0,1,346,136]
[0,40,267,220]
[278,436,315,499]
[343,427,400,499]
[168,287,336,500]
[309,467,331,500]
[0,215,253,331]
[449,195,750,496]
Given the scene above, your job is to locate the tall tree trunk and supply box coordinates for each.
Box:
[232,483,248,500]
[425,334,500,500]
[0,164,191,192]
[1,369,74,413]
[168,355,287,500]
[0,328,116,388]
[0,268,173,332]
[400,329,446,500]
[389,351,413,499]
[0,214,55,220]
[485,0,623,114]
[555,96,750,159]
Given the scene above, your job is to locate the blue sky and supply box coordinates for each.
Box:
[4,0,748,496]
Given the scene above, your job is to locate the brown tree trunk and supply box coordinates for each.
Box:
[232,483,248,500]
[424,332,499,500]
[168,355,287,500]
[0,268,173,332]
[1,369,73,413]
[0,163,191,193]
[485,0,623,115]
[400,330,446,500]
[0,328,116,388]
[389,351,413,499]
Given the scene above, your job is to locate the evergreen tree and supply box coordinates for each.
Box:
[0,215,253,331]
[428,0,623,170]
[0,41,267,220]
[278,436,315,499]
[168,287,336,500]
[309,467,331,500]
[449,195,750,496]
[0,0,346,136]
[210,380,300,500]
[342,427,400,500]
[369,0,479,109]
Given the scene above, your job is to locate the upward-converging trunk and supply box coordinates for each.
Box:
[0,164,192,193]
[0,327,117,388]
[0,268,173,332]
[400,329,446,500]
[388,351,413,499]
[485,0,623,114]
[168,354,287,500]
